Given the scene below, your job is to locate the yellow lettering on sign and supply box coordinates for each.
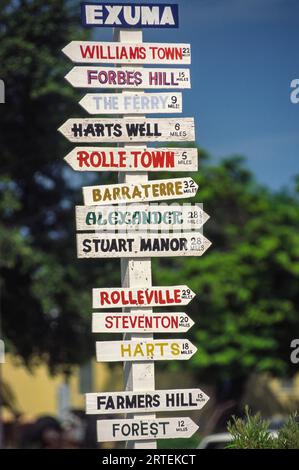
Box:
[103,188,112,201]
[152,183,160,197]
[171,342,180,356]
[175,181,183,195]
[120,341,181,359]
[155,342,168,356]
[146,343,155,356]
[143,184,151,198]
[132,186,142,199]
[134,343,144,357]
[122,186,130,199]
[92,189,102,201]
[112,187,120,201]
[120,343,132,357]
[167,182,175,195]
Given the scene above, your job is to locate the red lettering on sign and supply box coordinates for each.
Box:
[97,288,183,307]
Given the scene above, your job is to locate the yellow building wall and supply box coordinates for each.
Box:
[2,354,110,421]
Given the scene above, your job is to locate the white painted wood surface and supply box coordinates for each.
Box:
[92,311,194,333]
[96,339,197,362]
[64,146,198,172]
[77,232,211,258]
[86,388,210,415]
[66,67,190,89]
[62,41,191,64]
[58,117,195,143]
[79,92,183,114]
[76,204,209,231]
[97,417,199,442]
[82,177,198,205]
[92,285,196,309]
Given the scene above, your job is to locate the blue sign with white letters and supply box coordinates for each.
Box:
[81,2,179,28]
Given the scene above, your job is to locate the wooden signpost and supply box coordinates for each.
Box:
[79,92,183,114]
[64,147,198,172]
[65,67,190,89]
[58,117,195,143]
[96,339,197,362]
[76,204,209,231]
[61,5,211,448]
[92,311,194,333]
[62,41,191,64]
[92,285,196,309]
[86,388,209,414]
[97,417,198,442]
[77,232,211,258]
[82,177,198,205]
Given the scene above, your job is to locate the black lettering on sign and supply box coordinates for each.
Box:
[111,420,170,438]
[140,237,188,252]
[82,239,92,252]
[96,393,162,411]
[126,123,162,137]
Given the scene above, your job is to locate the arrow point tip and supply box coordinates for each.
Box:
[204,211,210,222]
[191,288,196,299]
[190,341,198,356]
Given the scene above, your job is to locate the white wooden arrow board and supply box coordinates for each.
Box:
[97,417,198,442]
[82,177,198,205]
[79,92,183,114]
[58,118,195,143]
[92,285,196,309]
[86,388,209,415]
[92,312,194,333]
[64,147,198,172]
[96,339,197,362]
[77,232,211,258]
[66,67,190,89]
[62,41,191,65]
[76,204,209,231]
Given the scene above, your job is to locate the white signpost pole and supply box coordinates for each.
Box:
[115,27,156,450]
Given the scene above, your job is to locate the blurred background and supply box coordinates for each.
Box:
[0,0,299,449]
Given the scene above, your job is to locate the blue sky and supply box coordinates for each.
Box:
[91,0,299,190]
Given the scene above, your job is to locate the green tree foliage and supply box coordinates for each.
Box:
[154,153,299,388]
[0,0,118,373]
[227,407,299,449]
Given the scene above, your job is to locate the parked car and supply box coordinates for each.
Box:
[197,433,232,449]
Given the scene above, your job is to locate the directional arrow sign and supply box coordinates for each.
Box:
[66,67,190,89]
[58,118,195,143]
[97,417,198,442]
[92,286,196,309]
[96,339,197,362]
[92,312,194,333]
[82,177,198,205]
[64,147,198,172]
[62,41,191,65]
[86,388,209,415]
[77,232,211,258]
[79,92,183,114]
[76,204,209,231]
